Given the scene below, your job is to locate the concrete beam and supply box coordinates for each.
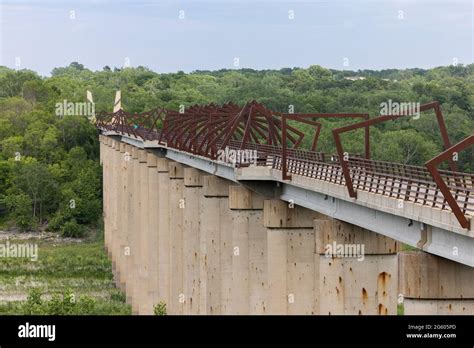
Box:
[203,176,230,197]
[229,186,264,210]
[264,199,323,228]
[314,219,399,255]
[399,251,474,299]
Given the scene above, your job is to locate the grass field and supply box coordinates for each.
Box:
[0,228,131,315]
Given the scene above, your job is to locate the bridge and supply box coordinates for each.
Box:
[96,97,474,315]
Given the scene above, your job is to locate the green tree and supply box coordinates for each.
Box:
[12,158,59,223]
[373,130,439,165]
[3,192,35,230]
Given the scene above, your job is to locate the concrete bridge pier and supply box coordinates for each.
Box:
[115,142,128,292]
[264,200,323,314]
[314,219,399,315]
[200,176,233,314]
[129,146,141,314]
[168,162,186,315]
[137,149,150,314]
[399,252,474,314]
[110,140,121,287]
[228,185,266,314]
[156,157,170,313]
[124,144,136,307]
[145,152,159,314]
[99,136,474,316]
[99,136,110,255]
[183,168,204,314]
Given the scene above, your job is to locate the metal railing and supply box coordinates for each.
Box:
[96,101,473,229]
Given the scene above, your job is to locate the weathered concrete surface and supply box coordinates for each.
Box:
[314,219,399,255]
[264,199,323,228]
[137,149,149,314]
[146,152,159,314]
[200,175,233,314]
[183,167,203,314]
[317,254,398,315]
[100,136,474,316]
[130,146,141,314]
[157,157,171,311]
[399,251,474,299]
[168,161,185,314]
[403,299,474,315]
[229,186,266,314]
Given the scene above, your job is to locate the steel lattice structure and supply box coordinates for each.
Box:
[96,100,473,229]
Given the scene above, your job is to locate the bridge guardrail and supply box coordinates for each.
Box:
[96,101,473,229]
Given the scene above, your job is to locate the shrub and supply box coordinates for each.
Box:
[153,301,167,315]
[47,211,71,231]
[61,219,85,238]
[22,288,45,315]
[110,291,126,303]
[22,288,98,315]
[3,193,35,231]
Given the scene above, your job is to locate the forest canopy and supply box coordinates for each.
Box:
[0,62,472,232]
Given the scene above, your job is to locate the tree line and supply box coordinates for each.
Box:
[0,62,472,233]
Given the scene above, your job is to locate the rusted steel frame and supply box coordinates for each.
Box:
[204,117,240,156]
[425,135,473,229]
[286,115,322,151]
[276,112,370,159]
[239,105,257,150]
[333,114,399,198]
[180,115,208,153]
[168,115,203,149]
[252,103,282,146]
[195,116,228,155]
[281,113,291,180]
[279,111,370,182]
[166,111,207,147]
[148,108,166,134]
[251,120,276,144]
[207,104,248,152]
[255,117,300,146]
[281,117,323,180]
[189,114,228,153]
[332,102,454,198]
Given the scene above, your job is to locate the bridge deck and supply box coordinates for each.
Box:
[96,101,473,267]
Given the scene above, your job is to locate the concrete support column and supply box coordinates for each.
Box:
[168,161,185,315]
[264,200,322,314]
[137,149,149,314]
[200,175,232,314]
[130,146,141,314]
[229,185,265,314]
[110,140,120,285]
[399,252,474,314]
[118,144,131,293]
[101,137,111,256]
[156,158,170,311]
[116,142,127,292]
[314,219,399,315]
[124,144,135,306]
[183,168,203,314]
[145,152,159,314]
